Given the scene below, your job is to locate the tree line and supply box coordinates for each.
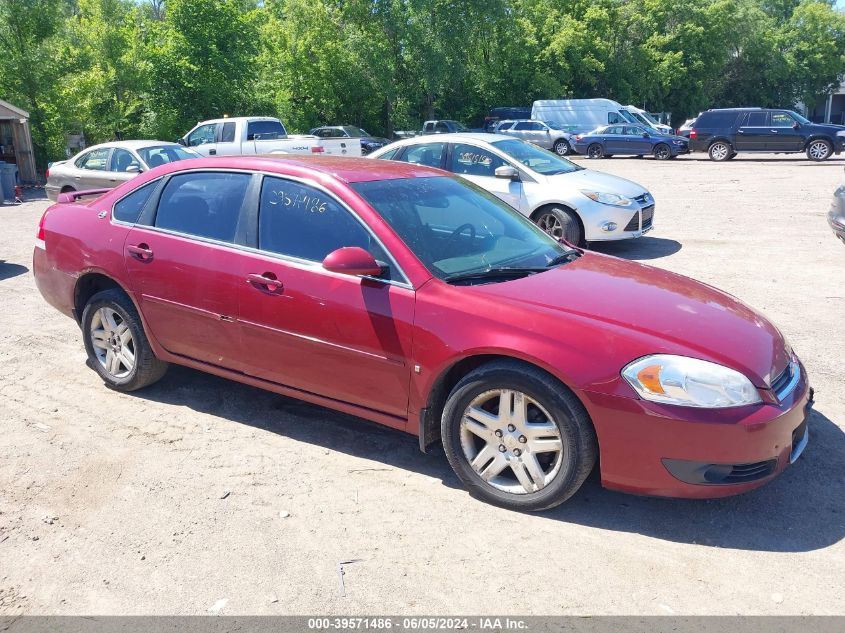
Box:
[1,0,844,169]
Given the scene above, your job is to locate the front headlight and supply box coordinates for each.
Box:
[836,130,845,137]
[580,190,633,207]
[621,355,762,408]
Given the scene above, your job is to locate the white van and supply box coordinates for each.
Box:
[625,105,673,134]
[531,99,640,132]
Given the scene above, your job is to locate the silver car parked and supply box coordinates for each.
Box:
[46,140,200,201]
[495,119,576,156]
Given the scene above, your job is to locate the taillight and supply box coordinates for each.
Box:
[689,128,697,139]
[575,135,583,141]
[36,209,49,244]
[45,167,50,180]
[311,146,325,153]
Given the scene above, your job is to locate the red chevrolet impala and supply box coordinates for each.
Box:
[33,156,812,511]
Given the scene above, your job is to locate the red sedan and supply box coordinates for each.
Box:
[33,156,812,511]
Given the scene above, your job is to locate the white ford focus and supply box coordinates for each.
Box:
[368,133,654,246]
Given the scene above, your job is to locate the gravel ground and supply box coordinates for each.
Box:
[0,153,843,616]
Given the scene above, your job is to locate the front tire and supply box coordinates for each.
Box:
[535,207,583,245]
[807,139,832,161]
[81,289,168,391]
[653,143,672,160]
[440,361,598,511]
[587,143,604,159]
[708,141,732,161]
[553,139,571,156]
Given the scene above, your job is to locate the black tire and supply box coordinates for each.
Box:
[534,206,583,245]
[60,185,76,193]
[587,143,604,159]
[81,288,168,391]
[653,143,671,160]
[440,361,598,511]
[726,152,737,160]
[708,141,732,161]
[552,139,571,156]
[806,139,832,162]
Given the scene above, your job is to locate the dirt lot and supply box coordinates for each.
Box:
[1,153,843,616]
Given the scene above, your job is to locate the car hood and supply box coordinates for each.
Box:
[543,168,647,198]
[469,253,790,387]
[361,137,390,145]
[808,122,845,133]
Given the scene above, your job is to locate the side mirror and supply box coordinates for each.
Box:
[495,165,519,181]
[177,138,187,146]
[126,164,141,173]
[792,121,800,129]
[322,247,383,277]
[642,132,650,138]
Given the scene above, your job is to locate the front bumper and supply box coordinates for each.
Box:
[828,207,845,245]
[581,197,655,242]
[582,365,812,498]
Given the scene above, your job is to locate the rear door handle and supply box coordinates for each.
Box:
[209,149,217,155]
[247,273,284,293]
[127,243,153,261]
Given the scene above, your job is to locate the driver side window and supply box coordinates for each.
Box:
[771,112,795,128]
[187,124,217,147]
[448,143,506,178]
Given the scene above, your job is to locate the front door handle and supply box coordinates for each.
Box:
[127,243,153,261]
[209,149,217,155]
[246,273,284,293]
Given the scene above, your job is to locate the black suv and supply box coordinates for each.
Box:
[689,108,845,161]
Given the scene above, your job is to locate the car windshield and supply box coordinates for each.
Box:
[545,121,567,130]
[351,176,573,282]
[490,138,582,175]
[342,126,369,137]
[137,145,200,167]
[789,111,810,125]
[447,121,469,132]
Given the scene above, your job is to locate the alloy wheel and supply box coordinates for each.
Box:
[587,144,602,159]
[537,213,564,239]
[459,389,565,494]
[655,145,671,160]
[808,140,831,161]
[710,143,729,160]
[90,307,135,378]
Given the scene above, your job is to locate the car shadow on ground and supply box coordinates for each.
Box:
[135,365,844,553]
[0,261,28,281]
[591,236,682,260]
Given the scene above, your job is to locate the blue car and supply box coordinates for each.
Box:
[572,124,690,160]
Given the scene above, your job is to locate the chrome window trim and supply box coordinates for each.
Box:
[109,167,415,290]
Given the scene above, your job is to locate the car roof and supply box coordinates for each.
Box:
[390,132,509,145]
[144,155,447,184]
[81,140,181,151]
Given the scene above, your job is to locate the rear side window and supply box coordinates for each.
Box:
[113,181,157,224]
[221,122,236,143]
[744,112,768,127]
[154,172,251,243]
[697,111,743,128]
[401,143,445,168]
[247,120,286,140]
[258,176,378,264]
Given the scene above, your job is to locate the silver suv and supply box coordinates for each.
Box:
[494,119,575,156]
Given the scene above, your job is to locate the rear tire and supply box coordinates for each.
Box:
[708,141,732,161]
[81,289,168,392]
[653,143,672,160]
[535,207,583,246]
[440,361,598,512]
[807,139,832,162]
[553,139,572,156]
[587,143,604,159]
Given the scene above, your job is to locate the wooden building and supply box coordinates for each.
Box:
[0,99,37,184]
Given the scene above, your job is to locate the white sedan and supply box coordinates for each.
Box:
[368,133,654,245]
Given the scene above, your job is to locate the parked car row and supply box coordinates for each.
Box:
[33,152,812,512]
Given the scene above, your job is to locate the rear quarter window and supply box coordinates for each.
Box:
[113,181,157,224]
[696,111,742,128]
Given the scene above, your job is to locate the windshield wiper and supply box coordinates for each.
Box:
[444,267,547,284]
[546,250,581,267]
